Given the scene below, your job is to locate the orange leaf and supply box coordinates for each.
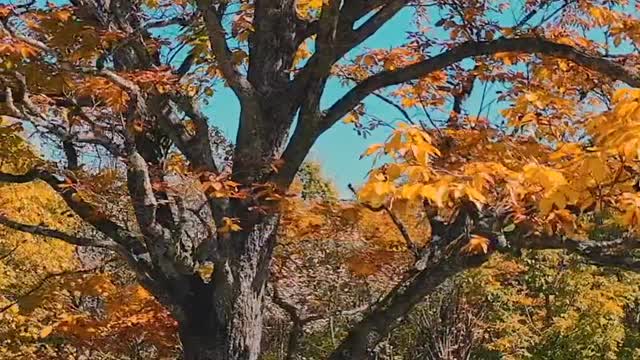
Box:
[460,234,490,255]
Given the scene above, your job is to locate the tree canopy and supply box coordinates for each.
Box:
[1,0,640,359]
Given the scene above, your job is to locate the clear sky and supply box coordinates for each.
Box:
[203,8,497,196]
[180,1,628,196]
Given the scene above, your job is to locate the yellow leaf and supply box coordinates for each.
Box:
[613,36,622,47]
[362,144,382,157]
[584,156,608,182]
[549,143,582,161]
[464,185,486,209]
[400,183,422,200]
[384,132,404,153]
[539,195,555,215]
[616,101,639,120]
[461,234,490,255]
[421,183,449,208]
[343,112,359,124]
[374,181,393,196]
[218,217,242,233]
[386,163,403,180]
[40,326,53,338]
[520,112,537,124]
[612,88,640,103]
[197,262,215,282]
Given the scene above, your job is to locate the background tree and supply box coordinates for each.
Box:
[0,0,640,359]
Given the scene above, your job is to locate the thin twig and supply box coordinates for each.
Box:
[418,95,444,137]
[348,184,419,259]
[0,241,23,262]
[0,261,112,314]
[372,92,415,124]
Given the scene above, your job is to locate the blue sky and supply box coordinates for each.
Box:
[34,0,636,196]
[203,8,495,196]
[166,1,631,196]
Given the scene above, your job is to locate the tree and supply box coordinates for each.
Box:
[0,0,639,359]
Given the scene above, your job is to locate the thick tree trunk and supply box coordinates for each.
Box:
[179,329,218,360]
[178,295,264,360]
[177,213,278,360]
[175,292,264,360]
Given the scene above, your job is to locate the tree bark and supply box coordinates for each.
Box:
[177,213,278,360]
[179,327,218,360]
[327,258,478,360]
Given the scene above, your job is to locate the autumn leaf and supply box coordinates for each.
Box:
[77,77,130,112]
[460,235,491,255]
[53,9,73,22]
[0,5,12,17]
[218,217,242,233]
[39,325,53,338]
[343,112,360,124]
[361,144,383,158]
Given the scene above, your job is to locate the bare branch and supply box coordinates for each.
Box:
[272,284,304,360]
[0,168,147,255]
[344,0,408,50]
[348,184,419,258]
[0,241,23,262]
[328,209,475,360]
[156,94,219,172]
[4,87,21,117]
[272,282,369,360]
[101,69,139,91]
[0,214,118,249]
[372,92,415,124]
[292,0,407,96]
[144,15,192,29]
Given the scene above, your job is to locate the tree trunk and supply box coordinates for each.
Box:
[179,328,219,360]
[177,213,278,360]
[178,274,267,360]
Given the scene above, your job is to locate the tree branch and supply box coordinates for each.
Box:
[273,282,369,360]
[348,184,419,258]
[372,92,414,124]
[0,262,110,314]
[196,0,256,101]
[329,203,640,359]
[0,241,23,262]
[291,0,407,97]
[155,94,219,173]
[344,0,408,50]
[321,37,640,129]
[0,214,118,249]
[328,207,475,360]
[0,168,147,255]
[272,284,304,360]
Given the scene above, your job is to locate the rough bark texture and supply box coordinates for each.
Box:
[3,1,640,360]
